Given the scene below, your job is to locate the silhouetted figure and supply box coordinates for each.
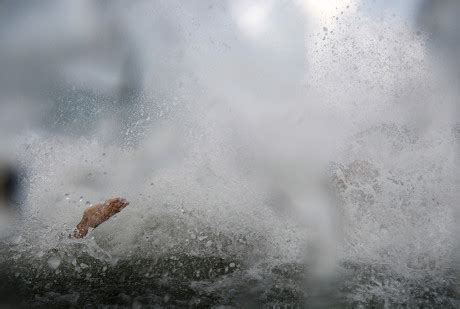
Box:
[0,163,28,210]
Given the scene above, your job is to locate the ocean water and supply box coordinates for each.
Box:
[0,1,458,307]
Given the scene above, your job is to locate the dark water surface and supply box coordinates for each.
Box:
[1,243,456,308]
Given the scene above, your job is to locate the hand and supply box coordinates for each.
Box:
[71,197,129,239]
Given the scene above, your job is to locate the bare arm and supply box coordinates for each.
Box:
[71,197,129,239]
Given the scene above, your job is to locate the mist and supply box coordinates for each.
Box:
[0,0,458,307]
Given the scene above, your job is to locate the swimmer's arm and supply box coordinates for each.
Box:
[71,197,129,239]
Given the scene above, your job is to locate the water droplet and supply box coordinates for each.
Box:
[47,256,61,270]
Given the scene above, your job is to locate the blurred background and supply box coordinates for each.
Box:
[0,0,458,307]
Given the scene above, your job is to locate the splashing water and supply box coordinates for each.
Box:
[0,0,458,307]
